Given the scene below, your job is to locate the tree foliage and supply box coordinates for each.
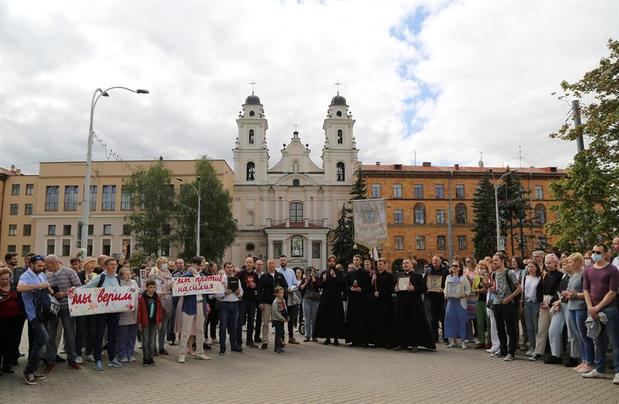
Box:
[497,174,531,257]
[176,158,237,260]
[472,175,497,259]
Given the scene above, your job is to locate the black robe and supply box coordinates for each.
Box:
[368,270,397,348]
[395,271,436,350]
[315,268,346,339]
[345,268,372,345]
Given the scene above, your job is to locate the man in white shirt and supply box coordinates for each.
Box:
[216,263,243,355]
[611,237,619,269]
[277,255,300,344]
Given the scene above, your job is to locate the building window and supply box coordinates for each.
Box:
[25,204,33,215]
[46,239,55,255]
[102,239,111,256]
[8,224,17,236]
[289,202,303,223]
[9,204,18,215]
[455,203,468,224]
[535,204,547,225]
[249,110,255,117]
[21,245,31,256]
[62,239,71,257]
[121,186,134,211]
[336,110,342,117]
[291,235,304,257]
[394,236,404,250]
[45,186,59,211]
[414,203,426,224]
[64,185,79,211]
[11,184,20,195]
[414,184,424,199]
[393,209,403,224]
[26,184,34,195]
[89,185,97,211]
[336,162,345,182]
[337,129,343,144]
[434,184,444,199]
[415,235,426,250]
[7,245,16,253]
[437,235,446,250]
[123,224,131,236]
[292,179,300,187]
[535,185,544,200]
[122,239,132,259]
[393,184,402,199]
[87,239,93,256]
[273,241,283,258]
[455,184,465,199]
[88,224,94,236]
[458,235,467,250]
[63,224,72,236]
[312,241,321,258]
[48,225,56,236]
[23,224,32,236]
[248,129,255,144]
[102,185,116,211]
[436,209,446,224]
[371,184,381,198]
[246,162,255,181]
[103,224,112,235]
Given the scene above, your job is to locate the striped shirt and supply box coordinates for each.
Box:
[48,267,82,306]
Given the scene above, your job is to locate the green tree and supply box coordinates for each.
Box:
[472,175,497,259]
[331,204,354,266]
[350,166,367,200]
[497,174,531,257]
[549,38,619,247]
[176,158,237,260]
[123,161,176,258]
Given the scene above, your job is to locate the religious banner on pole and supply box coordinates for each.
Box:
[352,199,387,249]
[68,286,138,317]
[172,275,226,297]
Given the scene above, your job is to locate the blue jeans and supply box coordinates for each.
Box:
[302,299,320,339]
[157,311,170,351]
[219,301,239,351]
[523,302,539,350]
[593,306,619,374]
[116,324,138,359]
[571,309,594,364]
[25,319,48,374]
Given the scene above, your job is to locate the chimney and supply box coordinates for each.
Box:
[10,164,16,173]
[549,167,557,173]
[422,161,431,167]
[376,162,381,166]
[394,164,402,170]
[454,164,460,170]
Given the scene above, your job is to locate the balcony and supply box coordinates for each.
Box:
[266,218,328,229]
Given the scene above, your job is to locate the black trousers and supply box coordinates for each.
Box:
[205,299,218,340]
[494,302,517,355]
[254,306,262,340]
[286,305,299,338]
[0,316,20,370]
[237,300,257,345]
[426,293,445,341]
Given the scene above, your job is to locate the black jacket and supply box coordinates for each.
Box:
[237,269,259,301]
[258,271,288,304]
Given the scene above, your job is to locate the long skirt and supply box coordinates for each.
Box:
[445,298,468,340]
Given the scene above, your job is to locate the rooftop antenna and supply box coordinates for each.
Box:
[414,150,417,166]
[249,81,257,95]
[518,145,523,168]
[334,81,342,95]
[478,151,484,168]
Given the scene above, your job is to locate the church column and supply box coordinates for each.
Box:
[267,237,273,259]
[320,238,327,265]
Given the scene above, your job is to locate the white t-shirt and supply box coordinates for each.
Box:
[523,275,540,302]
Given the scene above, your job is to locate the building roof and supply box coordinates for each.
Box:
[330,94,347,106]
[362,163,566,176]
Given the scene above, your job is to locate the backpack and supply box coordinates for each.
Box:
[97,273,122,288]
[34,290,60,321]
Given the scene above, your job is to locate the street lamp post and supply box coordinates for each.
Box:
[79,87,149,258]
[176,177,201,255]
[489,169,512,253]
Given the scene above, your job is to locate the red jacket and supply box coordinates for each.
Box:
[137,291,163,327]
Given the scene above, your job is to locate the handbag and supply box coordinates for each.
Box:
[287,289,302,306]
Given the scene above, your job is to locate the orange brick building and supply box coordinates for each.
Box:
[361,162,566,262]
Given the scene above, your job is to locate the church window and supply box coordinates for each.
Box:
[289,202,303,223]
[246,162,255,181]
[248,129,254,144]
[249,110,255,117]
[336,111,342,117]
[336,162,345,182]
[337,129,343,144]
[292,179,300,187]
[291,235,304,257]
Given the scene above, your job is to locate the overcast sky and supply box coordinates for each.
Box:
[1,0,617,175]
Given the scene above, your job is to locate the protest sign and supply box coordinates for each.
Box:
[68,286,138,317]
[172,275,225,297]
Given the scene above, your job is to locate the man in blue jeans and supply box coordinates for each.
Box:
[582,243,619,385]
[217,262,243,355]
[17,255,51,385]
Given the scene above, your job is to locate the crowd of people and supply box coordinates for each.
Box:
[0,236,618,386]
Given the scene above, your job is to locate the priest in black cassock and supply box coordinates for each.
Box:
[394,259,436,351]
[368,258,397,348]
[315,255,346,345]
[345,254,372,347]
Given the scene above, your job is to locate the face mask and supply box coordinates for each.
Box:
[591,253,603,263]
[160,264,168,271]
[584,259,592,266]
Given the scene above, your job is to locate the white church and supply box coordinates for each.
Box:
[228,91,360,269]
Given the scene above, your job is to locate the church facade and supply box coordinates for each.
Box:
[228,92,359,269]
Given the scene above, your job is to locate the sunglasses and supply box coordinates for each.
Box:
[592,250,604,254]
[452,264,460,268]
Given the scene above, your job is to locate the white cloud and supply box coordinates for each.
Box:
[0,0,617,174]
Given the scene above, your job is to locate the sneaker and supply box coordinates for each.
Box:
[44,364,54,374]
[613,373,619,385]
[274,348,285,354]
[254,337,262,343]
[159,349,169,356]
[108,359,122,368]
[149,360,156,366]
[577,364,594,374]
[246,342,258,348]
[195,354,211,360]
[94,361,104,371]
[219,350,225,356]
[503,354,514,361]
[23,372,37,385]
[528,354,541,361]
[178,355,186,363]
[447,343,457,348]
[288,337,300,345]
[544,355,562,365]
[85,354,95,362]
[525,349,533,356]
[486,347,499,353]
[143,361,149,367]
[231,347,243,353]
[68,362,82,370]
[490,352,504,358]
[128,356,136,362]
[33,374,47,380]
[261,343,268,350]
[582,369,606,379]
[118,356,129,363]
[460,343,467,350]
[75,356,83,364]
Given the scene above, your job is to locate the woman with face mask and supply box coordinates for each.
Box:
[149,257,174,356]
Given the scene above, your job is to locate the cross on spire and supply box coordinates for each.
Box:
[334,81,342,95]
[249,81,257,95]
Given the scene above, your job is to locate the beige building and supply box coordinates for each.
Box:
[0,160,233,265]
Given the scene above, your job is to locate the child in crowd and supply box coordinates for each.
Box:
[138,280,163,366]
[271,286,289,354]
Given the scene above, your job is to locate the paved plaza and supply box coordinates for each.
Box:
[1,339,616,403]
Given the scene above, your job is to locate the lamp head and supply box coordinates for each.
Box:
[136,89,149,94]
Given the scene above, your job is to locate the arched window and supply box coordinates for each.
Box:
[289,202,303,223]
[336,111,342,117]
[337,129,343,144]
[414,203,426,224]
[248,129,254,144]
[292,179,300,187]
[246,162,255,181]
[535,204,547,225]
[291,235,304,257]
[249,110,255,117]
[455,203,467,224]
[336,162,345,182]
